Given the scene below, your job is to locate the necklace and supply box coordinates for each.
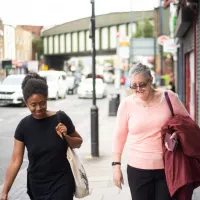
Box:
[133,90,155,108]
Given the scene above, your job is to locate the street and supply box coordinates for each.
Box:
[1,85,200,200]
[0,85,114,185]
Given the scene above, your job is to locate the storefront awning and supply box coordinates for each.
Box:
[175,7,193,37]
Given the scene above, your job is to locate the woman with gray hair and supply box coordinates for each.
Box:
[112,63,189,200]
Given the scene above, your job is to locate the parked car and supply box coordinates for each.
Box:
[86,74,104,80]
[38,71,68,100]
[0,74,25,106]
[77,78,108,99]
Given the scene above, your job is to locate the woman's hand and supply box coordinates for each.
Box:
[165,132,177,151]
[0,193,8,200]
[113,167,124,189]
[55,123,67,139]
[170,132,177,140]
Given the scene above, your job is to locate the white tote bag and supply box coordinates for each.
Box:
[67,147,89,198]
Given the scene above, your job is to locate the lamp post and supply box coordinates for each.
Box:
[90,0,99,157]
[129,0,134,66]
[159,0,164,78]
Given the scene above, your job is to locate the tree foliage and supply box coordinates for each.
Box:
[32,36,44,59]
[134,19,154,38]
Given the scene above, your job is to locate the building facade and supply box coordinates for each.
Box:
[15,26,32,62]
[196,2,200,125]
[166,0,199,122]
[20,25,43,37]
[0,19,4,64]
[3,24,15,60]
[19,25,43,60]
[176,1,197,122]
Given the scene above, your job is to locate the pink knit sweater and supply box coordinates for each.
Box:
[112,90,189,169]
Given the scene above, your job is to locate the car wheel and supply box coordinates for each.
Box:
[64,91,67,99]
[20,100,26,107]
[103,91,107,98]
[74,88,77,94]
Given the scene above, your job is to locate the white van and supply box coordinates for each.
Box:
[38,71,68,100]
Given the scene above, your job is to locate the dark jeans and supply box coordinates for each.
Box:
[127,165,172,200]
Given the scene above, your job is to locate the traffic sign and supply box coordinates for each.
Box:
[157,35,170,46]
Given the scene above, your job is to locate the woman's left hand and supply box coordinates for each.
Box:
[55,123,67,139]
[170,132,177,140]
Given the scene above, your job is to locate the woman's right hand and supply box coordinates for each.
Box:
[113,167,124,189]
[0,193,8,200]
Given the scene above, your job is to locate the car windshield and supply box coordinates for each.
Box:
[2,76,24,85]
[83,78,103,85]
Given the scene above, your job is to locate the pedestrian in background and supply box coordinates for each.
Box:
[0,72,83,200]
[112,63,189,200]
[168,81,176,92]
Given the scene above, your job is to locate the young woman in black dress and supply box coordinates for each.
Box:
[0,73,83,200]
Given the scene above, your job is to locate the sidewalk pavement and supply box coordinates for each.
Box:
[1,91,200,199]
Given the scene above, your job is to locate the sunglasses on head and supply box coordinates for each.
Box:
[130,79,150,90]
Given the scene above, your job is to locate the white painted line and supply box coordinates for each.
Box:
[0,118,3,122]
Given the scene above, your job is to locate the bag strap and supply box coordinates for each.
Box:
[164,91,175,117]
[56,110,62,123]
[56,111,68,144]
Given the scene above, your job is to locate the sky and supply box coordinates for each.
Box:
[0,0,159,26]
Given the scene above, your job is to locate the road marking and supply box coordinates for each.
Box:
[0,118,3,122]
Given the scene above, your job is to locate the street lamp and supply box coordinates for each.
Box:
[129,0,134,66]
[90,0,99,157]
[159,0,164,78]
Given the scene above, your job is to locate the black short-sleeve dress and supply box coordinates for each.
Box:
[15,111,75,200]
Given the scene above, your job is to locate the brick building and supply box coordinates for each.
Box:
[20,25,43,37]
[15,26,32,61]
[19,26,43,60]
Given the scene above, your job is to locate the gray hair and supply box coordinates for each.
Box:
[129,63,152,79]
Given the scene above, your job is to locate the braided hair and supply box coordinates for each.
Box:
[22,72,48,102]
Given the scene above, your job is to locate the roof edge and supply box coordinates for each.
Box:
[42,10,154,34]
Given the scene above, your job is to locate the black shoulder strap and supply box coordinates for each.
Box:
[56,111,67,142]
[164,91,175,117]
[56,110,62,123]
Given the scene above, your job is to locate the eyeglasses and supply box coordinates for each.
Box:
[130,79,150,90]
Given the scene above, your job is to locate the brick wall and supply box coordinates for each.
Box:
[20,25,43,37]
[15,26,32,61]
